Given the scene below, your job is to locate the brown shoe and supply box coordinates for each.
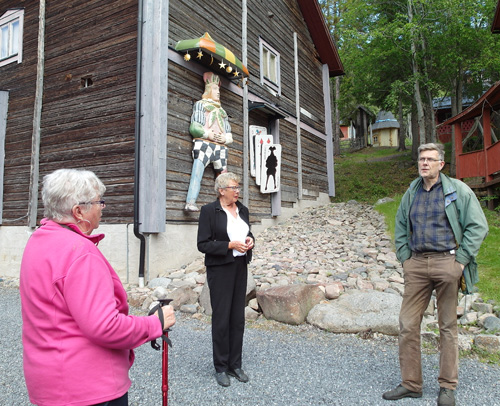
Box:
[382,384,422,400]
[437,388,455,406]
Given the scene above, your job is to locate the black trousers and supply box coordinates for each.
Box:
[207,256,247,373]
[92,392,128,406]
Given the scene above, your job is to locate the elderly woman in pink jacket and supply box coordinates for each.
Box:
[20,168,175,406]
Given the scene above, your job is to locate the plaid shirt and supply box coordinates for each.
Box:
[409,180,456,253]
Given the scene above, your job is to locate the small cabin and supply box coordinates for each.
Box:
[370,111,399,147]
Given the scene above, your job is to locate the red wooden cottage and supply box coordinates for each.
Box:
[440,83,500,209]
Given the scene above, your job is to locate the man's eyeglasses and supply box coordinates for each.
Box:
[418,158,441,163]
[225,186,240,191]
[79,200,106,208]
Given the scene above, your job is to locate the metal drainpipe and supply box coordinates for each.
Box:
[134,0,146,288]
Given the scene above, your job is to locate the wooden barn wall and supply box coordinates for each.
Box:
[39,0,139,224]
[0,0,140,225]
[166,62,249,222]
[0,0,40,225]
[1,0,331,226]
[167,0,246,223]
[168,0,329,223]
[246,0,327,132]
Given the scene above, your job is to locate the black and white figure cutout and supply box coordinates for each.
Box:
[260,144,281,193]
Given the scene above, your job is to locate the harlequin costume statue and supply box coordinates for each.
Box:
[184,72,233,212]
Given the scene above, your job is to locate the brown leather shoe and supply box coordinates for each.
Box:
[437,388,455,406]
[382,384,422,400]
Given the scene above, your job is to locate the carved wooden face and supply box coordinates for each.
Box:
[205,83,220,102]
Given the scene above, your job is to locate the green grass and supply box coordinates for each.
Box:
[475,209,500,304]
[333,147,418,204]
[333,147,500,305]
[373,194,401,241]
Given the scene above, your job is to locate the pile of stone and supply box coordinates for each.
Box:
[127,202,500,353]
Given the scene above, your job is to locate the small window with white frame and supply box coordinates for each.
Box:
[259,38,281,95]
[0,8,24,67]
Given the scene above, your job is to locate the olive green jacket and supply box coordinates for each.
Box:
[395,173,489,294]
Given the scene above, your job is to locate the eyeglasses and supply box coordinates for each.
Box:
[79,200,106,208]
[225,186,240,191]
[418,158,441,163]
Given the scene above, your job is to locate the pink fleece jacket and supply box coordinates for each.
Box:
[20,219,163,406]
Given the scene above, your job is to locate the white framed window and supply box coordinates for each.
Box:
[0,8,24,67]
[259,37,281,95]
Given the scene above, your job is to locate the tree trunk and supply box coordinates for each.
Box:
[408,0,426,146]
[449,74,463,177]
[411,102,419,161]
[425,89,437,143]
[397,95,406,151]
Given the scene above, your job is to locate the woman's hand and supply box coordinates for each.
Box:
[229,241,249,253]
[245,237,254,250]
[155,305,176,331]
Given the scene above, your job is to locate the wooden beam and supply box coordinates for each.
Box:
[242,0,249,208]
[322,64,335,197]
[28,0,46,228]
[0,91,8,224]
[294,32,303,200]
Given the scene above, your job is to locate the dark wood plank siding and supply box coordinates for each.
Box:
[168,0,330,223]
[1,0,331,226]
[0,0,139,225]
[1,0,41,225]
[39,0,139,224]
[167,0,246,223]
[246,0,327,132]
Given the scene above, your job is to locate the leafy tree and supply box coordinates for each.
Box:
[319,0,500,162]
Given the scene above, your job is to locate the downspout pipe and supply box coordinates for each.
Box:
[134,0,146,288]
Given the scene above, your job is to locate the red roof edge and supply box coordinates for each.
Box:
[492,0,500,33]
[440,81,500,126]
[297,0,344,77]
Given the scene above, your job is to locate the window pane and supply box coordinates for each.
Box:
[269,53,276,82]
[262,48,269,78]
[1,25,8,59]
[11,21,19,55]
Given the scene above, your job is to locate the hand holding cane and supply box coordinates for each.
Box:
[149,299,174,406]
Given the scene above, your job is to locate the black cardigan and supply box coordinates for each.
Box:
[197,199,254,266]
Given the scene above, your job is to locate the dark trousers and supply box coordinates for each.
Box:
[207,256,247,373]
[92,392,128,406]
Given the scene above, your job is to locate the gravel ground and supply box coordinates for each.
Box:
[1,284,499,406]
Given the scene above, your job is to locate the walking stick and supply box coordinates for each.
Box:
[149,298,173,406]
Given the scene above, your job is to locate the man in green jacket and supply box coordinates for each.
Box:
[382,143,488,406]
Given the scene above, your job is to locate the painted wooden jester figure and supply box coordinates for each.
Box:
[184,72,233,212]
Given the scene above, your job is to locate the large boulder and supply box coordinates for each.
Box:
[474,335,500,353]
[169,286,198,310]
[307,290,402,335]
[256,284,325,325]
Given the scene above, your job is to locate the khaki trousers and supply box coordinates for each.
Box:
[399,252,462,392]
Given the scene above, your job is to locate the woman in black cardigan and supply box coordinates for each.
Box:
[197,172,255,387]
